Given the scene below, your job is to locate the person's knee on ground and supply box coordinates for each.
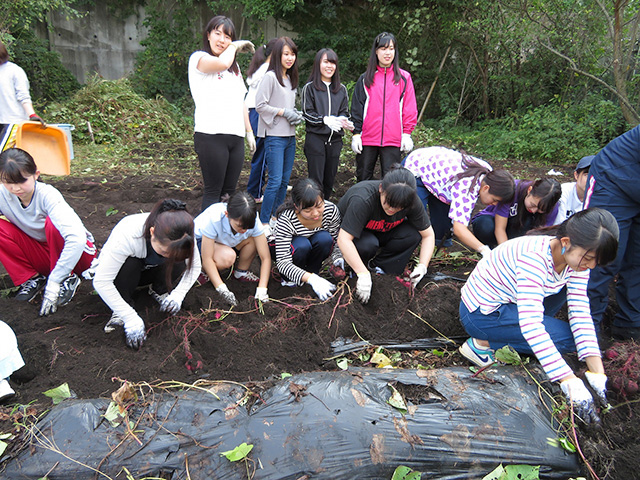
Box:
[471,215,497,247]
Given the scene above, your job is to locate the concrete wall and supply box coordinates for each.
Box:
[41,2,293,84]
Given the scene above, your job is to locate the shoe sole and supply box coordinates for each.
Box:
[459,342,495,368]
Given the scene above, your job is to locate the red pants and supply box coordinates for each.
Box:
[0,217,96,285]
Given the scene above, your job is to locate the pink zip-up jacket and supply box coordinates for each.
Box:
[350,65,417,148]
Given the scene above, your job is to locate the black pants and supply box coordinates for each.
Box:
[113,257,186,306]
[194,132,244,211]
[355,145,401,182]
[353,222,421,274]
[471,214,535,248]
[304,132,343,199]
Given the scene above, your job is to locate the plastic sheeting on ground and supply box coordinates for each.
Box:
[1,366,580,479]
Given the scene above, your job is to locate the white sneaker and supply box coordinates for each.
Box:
[0,378,15,402]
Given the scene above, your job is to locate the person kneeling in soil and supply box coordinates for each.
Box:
[404,146,515,257]
[272,178,344,301]
[0,148,96,316]
[194,191,270,306]
[0,320,25,403]
[337,166,435,304]
[93,199,201,349]
[458,208,619,424]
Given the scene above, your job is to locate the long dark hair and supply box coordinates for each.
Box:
[364,32,401,88]
[531,208,619,266]
[276,178,324,218]
[202,15,239,75]
[380,165,417,210]
[0,42,8,65]
[226,191,257,230]
[268,37,299,89]
[0,148,38,183]
[246,38,277,78]
[308,48,341,94]
[143,199,195,291]
[512,178,561,229]
[452,152,515,201]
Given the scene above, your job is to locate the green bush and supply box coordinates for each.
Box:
[44,76,191,145]
[11,29,80,102]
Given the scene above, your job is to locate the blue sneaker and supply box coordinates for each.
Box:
[459,338,495,367]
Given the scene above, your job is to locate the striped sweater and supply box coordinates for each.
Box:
[461,235,601,381]
[274,201,341,284]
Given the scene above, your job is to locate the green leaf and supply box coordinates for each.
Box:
[557,437,577,453]
[483,464,505,480]
[392,465,422,480]
[431,349,445,357]
[494,346,524,365]
[220,442,253,462]
[502,465,539,479]
[280,372,292,379]
[105,207,119,217]
[42,383,71,404]
[336,358,350,370]
[387,384,407,413]
[103,401,124,427]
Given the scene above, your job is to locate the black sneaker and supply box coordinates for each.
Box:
[15,274,47,302]
[58,273,81,307]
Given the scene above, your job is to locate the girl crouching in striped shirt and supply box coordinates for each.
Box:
[459,208,618,424]
[272,178,344,301]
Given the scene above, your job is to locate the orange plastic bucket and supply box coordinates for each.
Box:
[15,122,71,176]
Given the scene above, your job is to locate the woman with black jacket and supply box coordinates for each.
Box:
[301,48,353,200]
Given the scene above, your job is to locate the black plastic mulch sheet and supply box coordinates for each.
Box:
[2,367,580,479]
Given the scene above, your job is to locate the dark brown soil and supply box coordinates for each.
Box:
[0,158,638,479]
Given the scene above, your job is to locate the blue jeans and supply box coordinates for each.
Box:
[260,136,295,224]
[246,109,267,198]
[416,178,452,248]
[458,289,577,354]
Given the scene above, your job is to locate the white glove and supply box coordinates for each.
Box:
[585,371,609,406]
[160,293,181,315]
[560,377,600,424]
[231,40,255,54]
[351,134,363,154]
[355,272,372,303]
[307,274,336,301]
[245,130,256,155]
[124,314,147,349]
[409,263,428,288]
[216,283,238,306]
[337,116,354,131]
[104,313,124,334]
[333,257,345,270]
[39,280,60,316]
[282,108,303,125]
[401,133,414,153]
[479,245,491,258]
[255,287,269,302]
[323,116,342,133]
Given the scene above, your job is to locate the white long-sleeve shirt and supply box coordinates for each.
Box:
[93,213,201,323]
[0,181,95,283]
[461,235,601,382]
[0,61,31,123]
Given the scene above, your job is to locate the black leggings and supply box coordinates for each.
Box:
[355,145,401,182]
[114,257,186,306]
[194,132,244,210]
[304,132,343,199]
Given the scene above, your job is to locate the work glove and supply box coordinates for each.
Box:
[216,283,238,307]
[159,293,181,315]
[585,371,609,407]
[245,130,256,155]
[479,245,491,259]
[400,133,414,153]
[409,263,428,288]
[323,116,342,133]
[560,377,600,424]
[351,134,363,154]
[307,273,336,301]
[255,287,269,303]
[39,280,60,316]
[355,272,372,304]
[29,114,46,127]
[104,313,124,334]
[338,116,354,131]
[231,40,255,54]
[124,314,147,349]
[282,108,303,126]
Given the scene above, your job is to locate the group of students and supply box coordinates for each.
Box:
[1,17,639,426]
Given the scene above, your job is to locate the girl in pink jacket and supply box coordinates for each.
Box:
[350,32,418,182]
